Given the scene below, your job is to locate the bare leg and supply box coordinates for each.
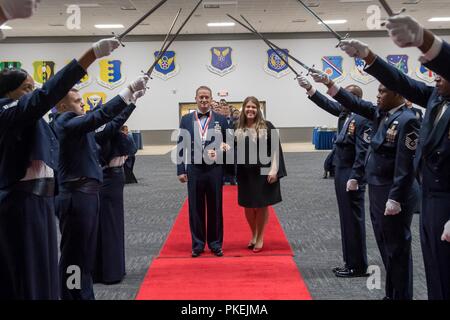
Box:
[244,208,257,246]
[254,207,269,250]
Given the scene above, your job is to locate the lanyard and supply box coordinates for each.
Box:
[195,111,212,146]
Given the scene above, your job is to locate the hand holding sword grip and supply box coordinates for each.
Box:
[112,32,125,47]
[92,37,121,58]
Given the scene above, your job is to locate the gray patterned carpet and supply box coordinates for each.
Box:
[94,152,427,300]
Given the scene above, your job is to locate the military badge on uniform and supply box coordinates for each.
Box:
[0,61,22,71]
[322,56,345,83]
[405,132,419,151]
[82,92,107,112]
[363,128,372,143]
[347,120,356,136]
[32,61,55,87]
[208,47,236,76]
[387,55,410,75]
[97,59,125,89]
[264,48,290,78]
[386,121,398,144]
[153,50,179,80]
[416,65,436,83]
[350,58,375,85]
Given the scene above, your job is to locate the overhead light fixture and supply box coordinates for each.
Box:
[207,22,235,27]
[65,3,100,8]
[94,24,124,29]
[428,17,450,22]
[0,24,12,30]
[318,20,347,25]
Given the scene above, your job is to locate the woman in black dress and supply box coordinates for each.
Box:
[235,96,287,253]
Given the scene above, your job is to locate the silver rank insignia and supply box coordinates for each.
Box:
[214,121,222,133]
[347,120,356,136]
[386,122,398,144]
[95,124,106,133]
[363,128,372,143]
[406,132,419,151]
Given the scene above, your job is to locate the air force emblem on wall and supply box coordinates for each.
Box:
[322,56,345,83]
[405,132,419,151]
[153,50,179,80]
[264,48,290,78]
[32,61,55,87]
[351,58,375,85]
[97,59,125,90]
[207,47,236,76]
[0,61,22,71]
[75,73,93,90]
[416,65,436,83]
[82,92,107,112]
[387,55,410,75]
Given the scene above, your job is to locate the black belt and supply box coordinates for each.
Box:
[13,178,55,197]
[103,166,124,174]
[60,178,100,194]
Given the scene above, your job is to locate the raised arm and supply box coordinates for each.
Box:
[338,39,435,108]
[298,76,343,117]
[95,103,137,144]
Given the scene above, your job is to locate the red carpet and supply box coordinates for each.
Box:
[136,186,311,300]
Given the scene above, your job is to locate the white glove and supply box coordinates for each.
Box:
[129,75,149,93]
[0,0,38,20]
[130,89,146,104]
[297,76,312,90]
[386,15,424,48]
[339,39,370,59]
[346,179,359,192]
[384,199,401,216]
[92,37,121,58]
[441,220,450,243]
[310,68,331,85]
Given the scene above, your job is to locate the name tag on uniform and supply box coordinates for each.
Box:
[386,121,398,144]
[2,101,18,110]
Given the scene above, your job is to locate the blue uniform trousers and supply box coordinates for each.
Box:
[187,164,223,252]
[334,167,367,270]
[368,182,419,300]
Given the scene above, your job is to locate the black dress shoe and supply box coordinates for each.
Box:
[335,267,369,278]
[332,266,347,274]
[211,248,223,257]
[191,249,204,258]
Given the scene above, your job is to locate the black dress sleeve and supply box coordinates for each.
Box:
[267,121,287,179]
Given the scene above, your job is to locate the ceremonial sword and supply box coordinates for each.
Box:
[227,14,314,75]
[296,0,349,47]
[145,0,203,77]
[114,0,169,46]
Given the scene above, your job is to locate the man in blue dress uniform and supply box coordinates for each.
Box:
[0,37,120,299]
[298,76,371,278]
[339,37,450,300]
[310,67,420,300]
[94,97,143,284]
[53,76,148,300]
[177,86,231,258]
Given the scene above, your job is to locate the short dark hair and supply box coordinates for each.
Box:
[0,68,29,98]
[196,86,212,97]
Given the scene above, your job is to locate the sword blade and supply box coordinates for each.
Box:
[239,15,300,77]
[118,0,168,40]
[227,14,311,72]
[296,0,343,41]
[146,0,203,76]
[378,0,395,16]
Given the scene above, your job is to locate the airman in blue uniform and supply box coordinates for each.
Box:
[298,77,371,278]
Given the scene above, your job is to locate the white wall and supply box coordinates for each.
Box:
[1,34,449,130]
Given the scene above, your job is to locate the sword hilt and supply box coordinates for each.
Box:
[141,70,153,82]
[336,33,350,48]
[113,32,125,47]
[306,64,316,76]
